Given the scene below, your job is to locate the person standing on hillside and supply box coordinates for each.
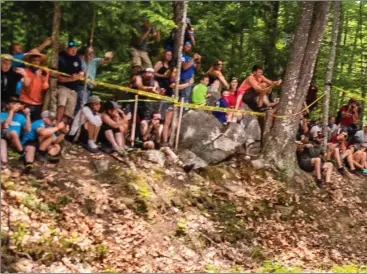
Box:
[131,18,160,75]
[75,47,113,114]
[56,41,83,124]
[180,42,201,105]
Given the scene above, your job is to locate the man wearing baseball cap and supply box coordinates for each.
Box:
[21,110,66,171]
[56,40,83,124]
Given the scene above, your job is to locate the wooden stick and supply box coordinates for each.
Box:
[175,97,185,150]
[131,95,139,147]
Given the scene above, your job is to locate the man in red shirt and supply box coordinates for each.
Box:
[235,65,281,111]
[327,129,356,174]
[339,99,359,128]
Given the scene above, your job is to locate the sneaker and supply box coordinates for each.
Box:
[113,148,128,157]
[124,146,134,152]
[316,179,324,188]
[337,167,345,175]
[24,165,44,179]
[36,153,48,164]
[86,144,100,154]
[350,169,357,174]
[363,169,367,175]
[47,155,60,164]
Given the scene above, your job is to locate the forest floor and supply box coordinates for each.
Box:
[1,144,367,273]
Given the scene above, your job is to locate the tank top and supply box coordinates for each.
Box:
[238,74,263,95]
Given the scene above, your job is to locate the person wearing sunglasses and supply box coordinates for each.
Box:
[206,59,229,92]
[327,128,356,175]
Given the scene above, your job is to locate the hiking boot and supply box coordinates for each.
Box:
[36,153,48,164]
[363,169,367,175]
[24,164,44,179]
[337,167,345,175]
[47,155,60,164]
[316,179,324,188]
[349,169,357,174]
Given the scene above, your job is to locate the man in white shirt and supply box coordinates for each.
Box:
[354,125,367,145]
[69,95,102,153]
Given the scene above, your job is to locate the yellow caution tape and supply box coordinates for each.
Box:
[2,54,363,118]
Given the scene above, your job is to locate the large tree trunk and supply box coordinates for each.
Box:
[358,2,366,127]
[169,1,188,147]
[43,1,60,113]
[262,1,331,178]
[322,1,341,144]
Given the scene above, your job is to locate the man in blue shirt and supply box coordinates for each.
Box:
[0,99,31,165]
[56,41,83,123]
[21,110,67,171]
[180,42,201,105]
[10,37,52,68]
[74,47,113,114]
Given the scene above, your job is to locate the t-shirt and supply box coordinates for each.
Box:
[1,69,22,103]
[191,83,208,105]
[57,51,82,91]
[131,23,153,51]
[222,93,237,108]
[180,53,195,81]
[12,53,26,68]
[21,119,45,144]
[69,106,102,136]
[237,75,263,96]
[19,68,49,105]
[329,135,348,148]
[0,112,26,136]
[339,105,355,127]
[213,98,228,124]
[82,58,101,89]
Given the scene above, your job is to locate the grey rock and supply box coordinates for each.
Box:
[179,149,208,169]
[251,159,265,170]
[179,110,261,165]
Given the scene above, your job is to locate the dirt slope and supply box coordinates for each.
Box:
[1,145,367,273]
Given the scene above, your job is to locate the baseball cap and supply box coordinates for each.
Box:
[104,101,121,110]
[41,110,56,119]
[67,41,79,48]
[87,95,101,105]
[144,68,155,73]
[184,41,191,45]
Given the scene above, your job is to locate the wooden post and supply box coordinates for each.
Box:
[175,97,185,150]
[131,95,139,147]
[169,0,188,147]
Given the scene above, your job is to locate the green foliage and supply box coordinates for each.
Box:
[259,260,303,273]
[205,263,221,273]
[331,264,367,273]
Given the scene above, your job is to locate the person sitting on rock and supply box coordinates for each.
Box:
[327,128,356,175]
[21,110,67,172]
[141,112,163,150]
[0,98,31,158]
[296,132,333,188]
[206,59,229,92]
[236,65,281,111]
[98,101,130,156]
[191,74,210,105]
[69,95,102,153]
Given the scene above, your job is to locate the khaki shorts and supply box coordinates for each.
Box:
[131,47,152,69]
[57,86,77,118]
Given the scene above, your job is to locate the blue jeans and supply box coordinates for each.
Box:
[179,79,193,104]
[75,85,91,115]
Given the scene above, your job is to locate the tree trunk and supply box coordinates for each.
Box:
[262,1,331,179]
[43,1,60,113]
[358,2,366,126]
[169,1,188,147]
[322,1,341,145]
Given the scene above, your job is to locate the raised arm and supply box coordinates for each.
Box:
[32,37,52,52]
[99,52,113,65]
[37,121,64,137]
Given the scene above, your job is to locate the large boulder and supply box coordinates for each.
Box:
[179,109,261,165]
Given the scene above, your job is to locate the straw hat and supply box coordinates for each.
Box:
[23,49,48,63]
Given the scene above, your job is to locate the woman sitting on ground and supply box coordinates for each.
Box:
[98,101,130,156]
[351,144,367,174]
[207,59,229,92]
[296,132,333,188]
[68,95,102,153]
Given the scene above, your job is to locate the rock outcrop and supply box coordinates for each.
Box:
[179,109,261,166]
